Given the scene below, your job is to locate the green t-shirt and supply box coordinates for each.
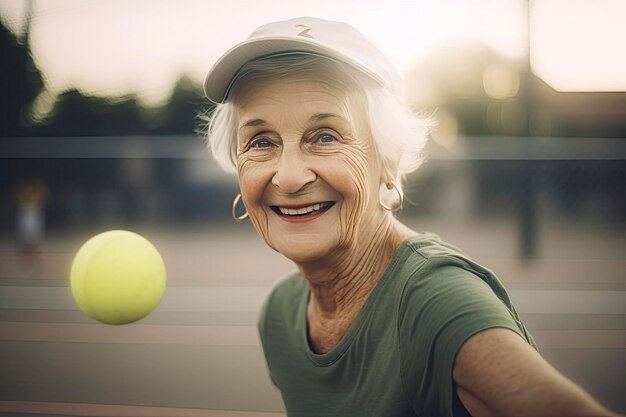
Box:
[258,233,536,417]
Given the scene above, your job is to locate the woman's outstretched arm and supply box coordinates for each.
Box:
[453,327,620,417]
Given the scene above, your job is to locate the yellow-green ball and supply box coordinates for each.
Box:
[70,230,166,325]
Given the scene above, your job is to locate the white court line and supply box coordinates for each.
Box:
[532,330,626,349]
[1,286,625,314]
[508,290,626,315]
[0,286,270,313]
[0,400,285,417]
[1,322,624,349]
[0,322,260,346]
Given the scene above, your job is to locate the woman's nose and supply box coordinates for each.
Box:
[271,146,316,193]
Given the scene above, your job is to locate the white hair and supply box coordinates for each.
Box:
[204,54,430,189]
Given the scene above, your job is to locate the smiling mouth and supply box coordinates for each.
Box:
[270,201,336,217]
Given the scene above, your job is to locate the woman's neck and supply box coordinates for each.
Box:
[296,216,415,320]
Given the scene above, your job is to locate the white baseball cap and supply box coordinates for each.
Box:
[203,16,402,103]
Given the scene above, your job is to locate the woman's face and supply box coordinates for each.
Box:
[235,78,386,263]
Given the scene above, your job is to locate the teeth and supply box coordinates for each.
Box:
[277,203,330,216]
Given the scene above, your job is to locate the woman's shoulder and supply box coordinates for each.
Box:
[396,232,532,343]
[402,231,470,260]
[395,232,510,308]
[400,232,495,280]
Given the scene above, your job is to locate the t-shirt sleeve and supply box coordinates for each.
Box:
[397,258,527,417]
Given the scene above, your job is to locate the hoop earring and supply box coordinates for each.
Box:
[232,193,249,222]
[380,182,403,213]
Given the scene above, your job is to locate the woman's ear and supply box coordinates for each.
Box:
[380,157,400,186]
[378,156,404,212]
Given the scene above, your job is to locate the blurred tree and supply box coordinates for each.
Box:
[38,89,145,136]
[0,18,44,136]
[34,75,212,137]
[147,74,212,135]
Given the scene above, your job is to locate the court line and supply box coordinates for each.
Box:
[508,290,626,314]
[531,330,626,349]
[0,322,260,346]
[0,322,624,349]
[3,253,625,284]
[1,286,625,314]
[0,400,286,417]
[0,286,270,313]
[0,309,259,326]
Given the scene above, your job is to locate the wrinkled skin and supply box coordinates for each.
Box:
[235,78,415,352]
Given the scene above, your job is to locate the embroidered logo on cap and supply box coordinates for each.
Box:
[295,24,314,39]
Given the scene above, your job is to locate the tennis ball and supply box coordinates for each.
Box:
[70,230,166,325]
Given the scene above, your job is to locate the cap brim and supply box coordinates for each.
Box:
[203,36,385,103]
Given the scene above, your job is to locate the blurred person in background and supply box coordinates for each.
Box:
[15,180,46,276]
[204,16,619,417]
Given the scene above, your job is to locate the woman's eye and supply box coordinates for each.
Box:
[252,138,272,148]
[318,133,336,144]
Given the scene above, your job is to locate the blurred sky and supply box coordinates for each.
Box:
[0,0,625,106]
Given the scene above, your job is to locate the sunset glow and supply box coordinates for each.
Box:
[0,0,624,105]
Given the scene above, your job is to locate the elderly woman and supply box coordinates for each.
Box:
[204,17,616,417]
